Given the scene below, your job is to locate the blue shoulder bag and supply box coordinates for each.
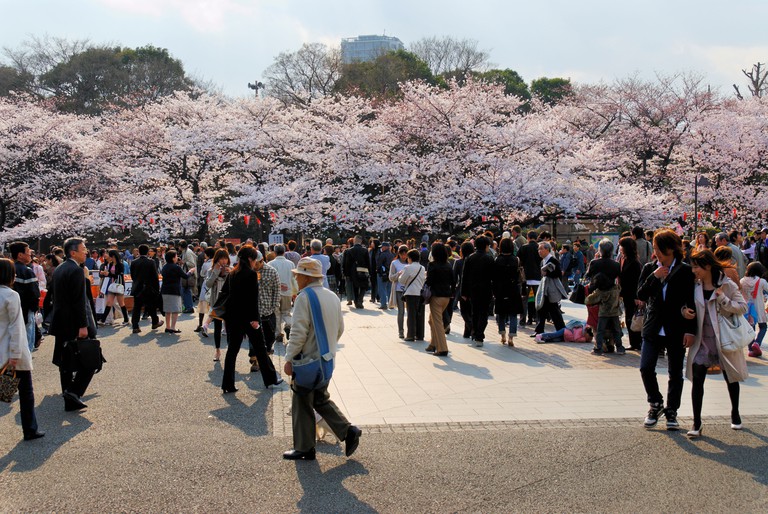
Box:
[291,287,335,390]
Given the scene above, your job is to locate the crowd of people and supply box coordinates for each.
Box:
[2,223,767,447]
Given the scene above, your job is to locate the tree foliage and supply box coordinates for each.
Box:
[410,36,491,77]
[263,43,342,107]
[334,50,434,100]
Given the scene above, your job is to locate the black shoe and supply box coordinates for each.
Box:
[643,403,664,428]
[283,449,316,460]
[267,378,285,389]
[24,431,45,441]
[404,337,415,342]
[665,409,680,430]
[222,387,238,394]
[194,326,202,332]
[425,346,436,353]
[345,426,362,457]
[63,392,87,412]
[285,326,291,340]
[434,351,449,357]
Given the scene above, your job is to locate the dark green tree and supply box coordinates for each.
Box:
[0,65,33,96]
[531,77,574,105]
[473,69,531,100]
[335,50,435,100]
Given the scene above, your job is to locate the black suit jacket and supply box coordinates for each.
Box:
[49,259,92,366]
[343,244,369,281]
[130,255,160,300]
[586,257,621,284]
[517,241,542,282]
[637,260,697,343]
[461,250,495,298]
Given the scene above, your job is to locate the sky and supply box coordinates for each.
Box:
[2,0,768,98]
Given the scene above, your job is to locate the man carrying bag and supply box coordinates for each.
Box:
[282,258,362,461]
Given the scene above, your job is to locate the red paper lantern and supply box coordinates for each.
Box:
[256,217,262,225]
[244,214,251,226]
[698,212,702,220]
[218,214,224,223]
[150,218,155,225]
[714,210,719,219]
[683,212,687,221]
[269,212,276,222]
[732,208,737,218]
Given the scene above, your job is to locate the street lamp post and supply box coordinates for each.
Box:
[248,81,264,97]
[693,175,711,236]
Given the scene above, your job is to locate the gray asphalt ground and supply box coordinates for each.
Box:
[2,313,768,513]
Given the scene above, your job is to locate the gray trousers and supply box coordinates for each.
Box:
[291,384,351,452]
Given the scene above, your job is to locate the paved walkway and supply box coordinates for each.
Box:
[271,298,768,433]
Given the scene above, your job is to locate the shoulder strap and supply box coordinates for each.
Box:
[405,266,420,291]
[304,287,331,359]
[753,280,761,299]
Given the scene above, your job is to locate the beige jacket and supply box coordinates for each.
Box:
[0,285,33,371]
[285,283,344,365]
[686,277,748,383]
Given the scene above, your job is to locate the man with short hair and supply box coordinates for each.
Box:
[282,258,361,461]
[342,235,369,309]
[512,225,527,253]
[728,230,748,278]
[460,236,495,346]
[637,229,696,430]
[268,244,297,343]
[632,226,654,265]
[516,231,542,326]
[9,241,40,352]
[129,244,163,333]
[253,251,281,365]
[49,237,97,412]
[755,228,768,272]
[308,239,331,289]
[375,242,395,309]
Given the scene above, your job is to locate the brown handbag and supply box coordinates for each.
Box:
[0,363,20,403]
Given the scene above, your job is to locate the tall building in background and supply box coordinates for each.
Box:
[341,34,404,64]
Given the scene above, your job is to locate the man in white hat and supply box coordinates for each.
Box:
[282,258,361,460]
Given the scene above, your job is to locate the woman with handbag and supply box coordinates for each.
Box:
[0,258,43,440]
[618,237,643,351]
[160,250,190,334]
[220,245,282,393]
[97,249,129,325]
[396,249,426,342]
[682,249,749,438]
[740,262,768,357]
[425,243,454,356]
[203,249,230,361]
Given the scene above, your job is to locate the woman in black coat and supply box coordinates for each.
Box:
[618,237,643,351]
[492,237,524,347]
[220,245,282,393]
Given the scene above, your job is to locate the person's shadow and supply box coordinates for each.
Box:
[0,394,92,472]
[672,424,768,485]
[293,459,374,513]
[208,366,272,437]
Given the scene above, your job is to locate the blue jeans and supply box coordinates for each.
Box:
[756,322,767,346]
[377,276,391,308]
[639,336,685,411]
[496,312,518,335]
[26,312,36,352]
[17,370,38,436]
[181,286,194,311]
[540,328,566,342]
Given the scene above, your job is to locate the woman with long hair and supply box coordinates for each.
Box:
[220,245,282,393]
[619,237,643,351]
[203,249,230,361]
[695,232,709,253]
[97,249,129,325]
[713,246,740,283]
[682,249,749,438]
[492,237,523,347]
[0,258,43,440]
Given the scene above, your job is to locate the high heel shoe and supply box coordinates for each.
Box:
[686,424,703,438]
[221,387,238,394]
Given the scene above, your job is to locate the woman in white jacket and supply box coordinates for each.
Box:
[682,250,749,438]
[396,249,426,342]
[0,258,43,440]
[740,262,768,357]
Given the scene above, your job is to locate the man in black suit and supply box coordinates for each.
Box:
[534,242,567,335]
[342,235,370,309]
[636,229,696,430]
[516,231,542,325]
[49,237,97,412]
[460,236,495,345]
[129,244,163,333]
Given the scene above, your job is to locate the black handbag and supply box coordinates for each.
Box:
[62,339,106,374]
[569,281,586,304]
[210,275,230,320]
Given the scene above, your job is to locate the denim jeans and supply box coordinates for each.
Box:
[639,336,686,410]
[756,322,767,346]
[17,370,38,436]
[377,276,391,308]
[26,312,36,352]
[181,286,194,311]
[540,328,566,342]
[596,316,623,351]
[496,312,519,335]
[395,290,406,336]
